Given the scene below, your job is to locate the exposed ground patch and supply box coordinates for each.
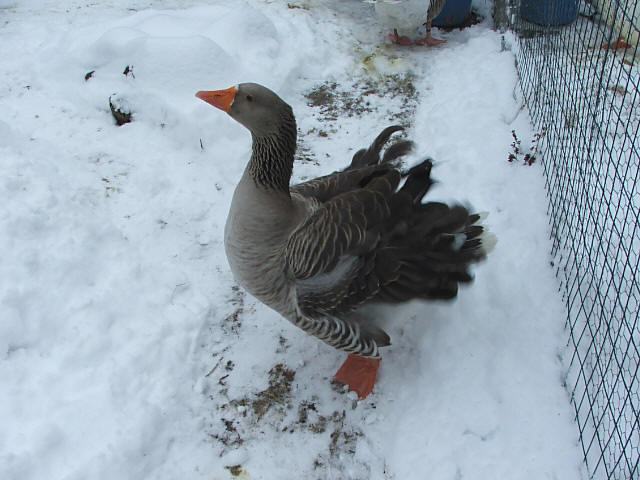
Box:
[304,73,418,127]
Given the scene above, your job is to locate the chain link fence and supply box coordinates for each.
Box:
[498,1,639,478]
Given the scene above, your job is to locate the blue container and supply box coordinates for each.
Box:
[520,0,578,25]
[432,0,473,28]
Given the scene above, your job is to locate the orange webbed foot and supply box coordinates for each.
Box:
[415,22,446,47]
[415,33,446,46]
[389,29,413,46]
[333,354,381,400]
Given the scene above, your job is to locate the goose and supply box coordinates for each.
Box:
[195,83,490,399]
[375,0,448,46]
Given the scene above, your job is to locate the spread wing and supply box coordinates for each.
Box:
[283,127,413,356]
[282,126,489,358]
[283,137,490,358]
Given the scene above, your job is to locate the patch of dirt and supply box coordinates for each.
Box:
[287,2,309,10]
[225,465,249,478]
[305,81,338,110]
[276,335,290,353]
[311,410,364,472]
[221,285,245,336]
[304,73,418,126]
[210,417,243,448]
[296,400,331,433]
[329,411,361,455]
[296,74,419,166]
[295,138,319,165]
[382,73,419,124]
[251,363,296,419]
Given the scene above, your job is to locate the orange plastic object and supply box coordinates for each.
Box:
[333,354,381,399]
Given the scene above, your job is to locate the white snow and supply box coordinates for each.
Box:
[1,1,585,479]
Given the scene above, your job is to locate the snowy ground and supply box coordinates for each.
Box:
[1,1,585,479]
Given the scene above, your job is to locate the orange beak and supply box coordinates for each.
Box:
[195,86,238,113]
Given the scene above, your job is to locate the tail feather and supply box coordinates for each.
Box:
[399,159,434,204]
[371,154,492,304]
[349,125,408,169]
[382,140,414,164]
[464,224,484,240]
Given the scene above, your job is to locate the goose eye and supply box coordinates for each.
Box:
[246,94,254,102]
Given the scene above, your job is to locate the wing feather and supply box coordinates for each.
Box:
[285,171,399,281]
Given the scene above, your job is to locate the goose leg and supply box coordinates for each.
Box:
[333,354,381,399]
[388,28,413,46]
[415,21,446,46]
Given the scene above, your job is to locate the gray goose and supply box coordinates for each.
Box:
[196,83,490,399]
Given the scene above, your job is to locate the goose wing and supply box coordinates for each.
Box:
[285,169,399,281]
[284,170,400,355]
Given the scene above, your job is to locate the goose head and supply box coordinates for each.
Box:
[196,82,293,138]
[196,82,297,193]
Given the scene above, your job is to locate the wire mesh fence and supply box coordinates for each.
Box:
[501,1,640,478]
